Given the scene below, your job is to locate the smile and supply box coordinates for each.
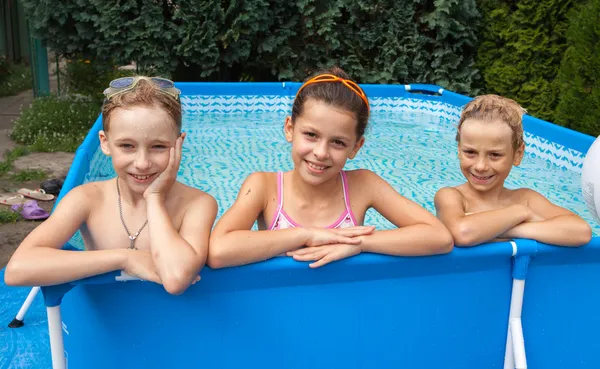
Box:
[305,161,329,172]
[129,173,156,182]
[471,173,494,181]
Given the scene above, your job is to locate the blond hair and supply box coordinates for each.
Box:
[456,94,526,150]
[101,78,181,133]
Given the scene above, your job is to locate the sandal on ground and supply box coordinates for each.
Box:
[11,200,50,220]
[0,194,26,206]
[17,188,55,201]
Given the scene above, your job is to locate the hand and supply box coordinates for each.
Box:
[144,133,185,199]
[305,226,375,247]
[122,250,162,284]
[287,244,362,268]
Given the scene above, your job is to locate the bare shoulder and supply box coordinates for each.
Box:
[434,186,466,215]
[435,186,464,203]
[171,181,217,210]
[244,171,274,188]
[345,168,382,186]
[509,187,545,204]
[60,180,107,207]
[238,171,277,201]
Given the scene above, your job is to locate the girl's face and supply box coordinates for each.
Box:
[99,105,179,194]
[284,99,364,186]
[458,118,524,192]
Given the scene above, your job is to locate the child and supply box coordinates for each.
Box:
[208,68,453,269]
[5,77,217,295]
[434,94,592,247]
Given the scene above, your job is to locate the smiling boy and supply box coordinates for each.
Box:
[5,77,217,294]
[434,94,591,247]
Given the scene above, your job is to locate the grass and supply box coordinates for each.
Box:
[11,169,47,182]
[0,63,32,97]
[10,95,99,152]
[0,147,30,176]
[0,207,20,224]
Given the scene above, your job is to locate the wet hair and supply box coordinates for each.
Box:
[291,67,369,139]
[101,78,182,134]
[456,94,526,150]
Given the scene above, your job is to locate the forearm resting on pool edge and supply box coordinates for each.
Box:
[208,228,313,268]
[4,247,130,287]
[358,225,454,256]
[500,215,592,247]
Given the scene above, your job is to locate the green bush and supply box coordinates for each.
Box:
[21,0,482,93]
[555,0,600,137]
[0,56,9,83]
[0,59,33,97]
[476,0,575,122]
[11,95,100,152]
[63,57,133,101]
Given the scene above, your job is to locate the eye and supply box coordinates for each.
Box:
[152,144,168,149]
[463,149,476,155]
[119,144,134,149]
[304,132,317,138]
[490,152,503,158]
[332,139,346,147]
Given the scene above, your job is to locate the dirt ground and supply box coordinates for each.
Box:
[0,64,74,270]
[0,179,58,269]
[0,131,73,270]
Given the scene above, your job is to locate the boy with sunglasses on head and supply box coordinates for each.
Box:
[5,77,217,295]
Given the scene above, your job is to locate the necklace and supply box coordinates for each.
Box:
[116,177,148,250]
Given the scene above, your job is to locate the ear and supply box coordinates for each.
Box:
[513,142,525,166]
[284,116,294,143]
[99,130,111,156]
[348,136,365,159]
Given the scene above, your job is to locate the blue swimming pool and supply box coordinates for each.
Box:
[1,83,598,369]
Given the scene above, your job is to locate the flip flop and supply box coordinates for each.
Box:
[11,200,49,220]
[0,194,26,206]
[17,188,55,201]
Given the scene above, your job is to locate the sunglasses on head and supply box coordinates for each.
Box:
[103,76,181,101]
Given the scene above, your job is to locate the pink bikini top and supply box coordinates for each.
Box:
[268,171,358,230]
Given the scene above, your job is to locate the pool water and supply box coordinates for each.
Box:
[79,108,599,245]
[1,97,597,369]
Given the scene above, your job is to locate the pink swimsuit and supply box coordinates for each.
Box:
[268,171,358,230]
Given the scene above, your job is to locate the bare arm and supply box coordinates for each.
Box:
[360,170,453,255]
[499,190,592,246]
[146,192,218,294]
[208,173,311,268]
[287,170,452,268]
[434,187,532,247]
[4,185,130,286]
[208,173,371,268]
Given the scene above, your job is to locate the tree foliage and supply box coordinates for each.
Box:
[555,0,600,136]
[21,0,481,92]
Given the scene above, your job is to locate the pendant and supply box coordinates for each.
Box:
[129,234,138,250]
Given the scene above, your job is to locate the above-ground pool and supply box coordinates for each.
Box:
[1,82,599,369]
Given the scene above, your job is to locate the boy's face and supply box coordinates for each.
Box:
[457,118,524,192]
[99,105,180,194]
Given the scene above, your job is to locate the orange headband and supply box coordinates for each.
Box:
[295,74,370,113]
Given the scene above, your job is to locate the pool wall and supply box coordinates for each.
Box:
[42,83,599,369]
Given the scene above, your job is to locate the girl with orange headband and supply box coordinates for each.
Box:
[208,67,453,269]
